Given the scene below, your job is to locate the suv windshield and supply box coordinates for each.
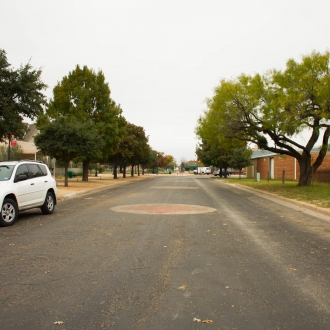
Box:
[0,165,15,181]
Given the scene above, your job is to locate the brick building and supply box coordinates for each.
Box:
[247,149,330,182]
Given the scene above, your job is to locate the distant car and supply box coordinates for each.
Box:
[193,169,198,174]
[223,169,232,176]
[213,169,232,177]
[0,160,58,227]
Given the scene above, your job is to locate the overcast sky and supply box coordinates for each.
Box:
[2,0,330,163]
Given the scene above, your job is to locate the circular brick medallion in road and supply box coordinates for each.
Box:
[111,203,217,215]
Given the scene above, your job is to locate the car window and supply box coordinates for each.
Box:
[0,165,15,181]
[27,164,43,178]
[38,164,48,176]
[15,164,30,181]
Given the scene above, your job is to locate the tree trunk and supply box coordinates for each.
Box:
[82,160,90,182]
[138,165,140,176]
[123,165,126,178]
[113,161,118,179]
[131,164,134,177]
[64,160,70,187]
[298,154,313,186]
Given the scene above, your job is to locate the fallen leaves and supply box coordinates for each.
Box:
[54,321,63,325]
[193,318,214,323]
[178,285,186,290]
[289,268,297,271]
[202,319,214,323]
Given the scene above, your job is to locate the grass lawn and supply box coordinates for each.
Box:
[217,177,330,209]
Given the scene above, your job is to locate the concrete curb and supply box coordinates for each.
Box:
[59,190,88,200]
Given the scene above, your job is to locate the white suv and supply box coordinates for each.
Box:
[0,160,58,227]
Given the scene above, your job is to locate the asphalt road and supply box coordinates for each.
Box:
[1,175,330,330]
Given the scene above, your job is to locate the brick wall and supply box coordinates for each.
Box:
[274,155,298,180]
[254,152,330,181]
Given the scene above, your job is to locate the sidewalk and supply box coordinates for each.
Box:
[56,173,153,200]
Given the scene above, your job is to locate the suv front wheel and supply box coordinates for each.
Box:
[0,199,18,227]
[41,191,55,214]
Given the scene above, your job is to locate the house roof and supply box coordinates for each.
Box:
[23,124,39,143]
[251,146,330,160]
[251,150,278,159]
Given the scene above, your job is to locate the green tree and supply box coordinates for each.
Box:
[34,118,103,187]
[0,49,47,142]
[227,147,252,178]
[196,99,250,177]
[195,139,213,166]
[139,144,153,175]
[144,150,158,173]
[128,124,149,177]
[205,51,330,186]
[40,64,125,181]
[163,155,176,170]
[115,123,149,177]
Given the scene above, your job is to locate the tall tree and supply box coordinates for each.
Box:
[205,51,330,186]
[0,49,46,142]
[115,123,149,177]
[196,107,249,177]
[35,118,103,187]
[40,64,125,181]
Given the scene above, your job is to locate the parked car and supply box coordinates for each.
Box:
[0,160,58,227]
[222,168,232,176]
[202,167,212,175]
[213,169,232,176]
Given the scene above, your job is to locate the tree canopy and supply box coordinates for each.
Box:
[38,64,125,181]
[114,123,150,177]
[0,49,46,141]
[35,118,102,186]
[202,51,330,186]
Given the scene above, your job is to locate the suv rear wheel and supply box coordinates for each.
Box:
[41,191,55,214]
[0,198,18,226]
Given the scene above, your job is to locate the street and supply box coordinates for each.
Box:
[1,175,330,329]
